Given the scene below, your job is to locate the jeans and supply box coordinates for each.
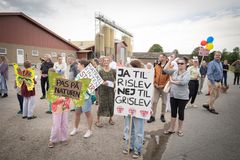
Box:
[222,72,227,86]
[41,76,49,96]
[17,94,23,112]
[124,116,144,154]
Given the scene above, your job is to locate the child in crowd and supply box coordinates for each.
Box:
[21,61,37,120]
[14,80,23,114]
[48,97,70,148]
[123,59,146,159]
[46,55,67,114]
[70,59,94,138]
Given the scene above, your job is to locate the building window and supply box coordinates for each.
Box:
[0,48,7,54]
[51,52,57,57]
[32,50,39,56]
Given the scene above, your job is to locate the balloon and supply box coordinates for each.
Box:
[207,36,214,43]
[206,43,214,50]
[200,40,207,46]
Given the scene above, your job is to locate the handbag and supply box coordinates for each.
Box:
[163,81,171,93]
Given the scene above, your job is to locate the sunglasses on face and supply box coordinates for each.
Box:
[177,62,185,65]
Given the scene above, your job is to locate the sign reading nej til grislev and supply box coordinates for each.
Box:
[54,78,82,99]
[114,67,154,120]
[78,63,104,93]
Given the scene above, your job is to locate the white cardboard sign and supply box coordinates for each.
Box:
[114,67,154,120]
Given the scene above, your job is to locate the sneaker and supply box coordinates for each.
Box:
[40,95,46,99]
[70,128,79,136]
[209,108,219,114]
[202,104,210,110]
[70,108,75,112]
[17,110,22,114]
[83,130,92,138]
[132,152,140,159]
[1,93,8,98]
[147,116,155,123]
[205,93,210,96]
[27,115,37,120]
[160,115,166,123]
[192,104,198,108]
[45,111,52,114]
[22,116,27,119]
[122,149,128,154]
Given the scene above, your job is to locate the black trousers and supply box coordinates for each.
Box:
[17,93,23,112]
[170,97,188,121]
[188,80,199,104]
[234,73,240,85]
[41,76,49,96]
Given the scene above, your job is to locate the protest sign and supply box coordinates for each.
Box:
[114,67,154,120]
[13,63,35,91]
[78,63,103,92]
[199,47,210,56]
[54,78,82,99]
[47,71,91,106]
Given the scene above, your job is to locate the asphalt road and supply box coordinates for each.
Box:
[161,72,240,160]
[0,67,239,160]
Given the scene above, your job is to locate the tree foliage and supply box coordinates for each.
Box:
[191,46,240,64]
[148,44,163,52]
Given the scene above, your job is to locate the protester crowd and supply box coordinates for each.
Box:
[0,50,239,159]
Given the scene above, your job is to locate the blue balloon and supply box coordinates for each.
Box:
[207,36,214,43]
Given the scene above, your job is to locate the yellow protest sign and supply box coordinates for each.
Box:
[13,63,35,91]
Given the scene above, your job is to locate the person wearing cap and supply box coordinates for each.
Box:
[187,57,200,108]
[203,51,223,114]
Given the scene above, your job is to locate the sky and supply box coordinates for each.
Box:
[1,0,240,54]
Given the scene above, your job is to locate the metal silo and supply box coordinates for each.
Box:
[95,33,105,57]
[110,27,115,55]
[101,25,110,56]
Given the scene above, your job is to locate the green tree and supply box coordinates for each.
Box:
[148,44,163,52]
[221,48,229,61]
[173,49,179,56]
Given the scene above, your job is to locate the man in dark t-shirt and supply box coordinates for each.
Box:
[40,54,54,99]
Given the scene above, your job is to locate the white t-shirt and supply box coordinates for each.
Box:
[53,62,67,78]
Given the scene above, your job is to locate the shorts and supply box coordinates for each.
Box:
[75,97,92,113]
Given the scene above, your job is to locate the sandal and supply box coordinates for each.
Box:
[109,120,115,125]
[177,131,184,137]
[48,141,54,148]
[164,130,175,135]
[95,122,103,128]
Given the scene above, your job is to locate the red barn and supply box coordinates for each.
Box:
[0,12,80,64]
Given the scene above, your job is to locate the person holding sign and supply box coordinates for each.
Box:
[48,97,70,148]
[122,59,146,159]
[96,56,116,127]
[21,61,37,120]
[46,55,68,114]
[70,59,94,138]
[53,55,67,78]
[163,57,190,137]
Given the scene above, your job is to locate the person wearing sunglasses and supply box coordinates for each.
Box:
[163,56,190,137]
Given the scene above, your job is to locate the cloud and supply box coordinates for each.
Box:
[132,9,240,54]
[0,0,55,17]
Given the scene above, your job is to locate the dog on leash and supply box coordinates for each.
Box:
[221,85,229,93]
